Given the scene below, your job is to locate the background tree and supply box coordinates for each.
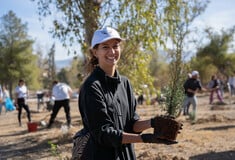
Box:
[0,11,40,97]
[191,26,235,83]
[57,68,68,84]
[33,0,159,93]
[66,57,84,89]
[44,43,57,89]
[33,0,206,92]
[56,57,83,89]
[156,0,208,116]
[149,51,169,90]
[33,0,209,99]
[34,44,46,89]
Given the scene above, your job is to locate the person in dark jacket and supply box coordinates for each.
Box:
[78,27,174,160]
[207,75,224,104]
[180,71,207,122]
[183,73,192,115]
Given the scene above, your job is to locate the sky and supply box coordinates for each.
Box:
[0,0,235,60]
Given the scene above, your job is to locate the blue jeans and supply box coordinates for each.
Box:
[230,85,235,96]
[182,95,197,120]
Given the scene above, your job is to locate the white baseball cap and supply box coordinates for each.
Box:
[191,70,199,76]
[91,27,122,48]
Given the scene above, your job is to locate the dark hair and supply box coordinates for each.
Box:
[18,79,25,85]
[53,80,58,85]
[211,75,216,80]
[19,79,24,83]
[86,44,99,73]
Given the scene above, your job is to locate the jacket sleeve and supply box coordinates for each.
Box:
[79,83,123,148]
[122,78,140,133]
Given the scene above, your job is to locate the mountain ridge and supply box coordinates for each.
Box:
[55,58,73,71]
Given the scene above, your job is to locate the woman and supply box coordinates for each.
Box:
[208,75,224,104]
[15,79,31,126]
[77,27,180,160]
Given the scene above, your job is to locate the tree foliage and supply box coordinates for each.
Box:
[57,57,84,89]
[46,43,57,89]
[159,0,208,116]
[67,57,84,89]
[34,44,48,89]
[191,27,235,83]
[0,11,40,96]
[149,51,169,89]
[32,0,159,93]
[32,0,208,98]
[57,68,68,84]
[6,0,218,117]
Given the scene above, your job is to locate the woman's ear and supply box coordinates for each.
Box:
[92,49,97,58]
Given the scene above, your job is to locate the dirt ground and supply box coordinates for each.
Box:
[0,92,235,160]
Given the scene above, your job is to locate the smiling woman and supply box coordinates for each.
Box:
[72,27,182,160]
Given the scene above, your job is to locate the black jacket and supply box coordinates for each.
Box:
[183,78,202,97]
[78,67,140,160]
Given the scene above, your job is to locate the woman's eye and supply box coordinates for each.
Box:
[113,45,119,49]
[102,46,109,49]
[100,44,119,50]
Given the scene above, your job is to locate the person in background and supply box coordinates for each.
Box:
[180,71,207,123]
[36,90,45,112]
[1,85,11,113]
[3,85,15,112]
[207,75,224,105]
[15,79,31,126]
[137,94,144,105]
[78,27,180,160]
[47,80,73,128]
[228,71,235,96]
[218,75,226,98]
[183,73,192,115]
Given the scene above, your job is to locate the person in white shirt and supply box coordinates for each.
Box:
[47,80,73,128]
[15,79,31,126]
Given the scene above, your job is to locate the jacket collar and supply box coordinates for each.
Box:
[94,66,121,85]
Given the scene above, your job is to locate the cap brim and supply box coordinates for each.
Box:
[92,37,124,48]
[99,37,123,44]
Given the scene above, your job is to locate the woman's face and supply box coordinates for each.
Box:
[94,39,121,70]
